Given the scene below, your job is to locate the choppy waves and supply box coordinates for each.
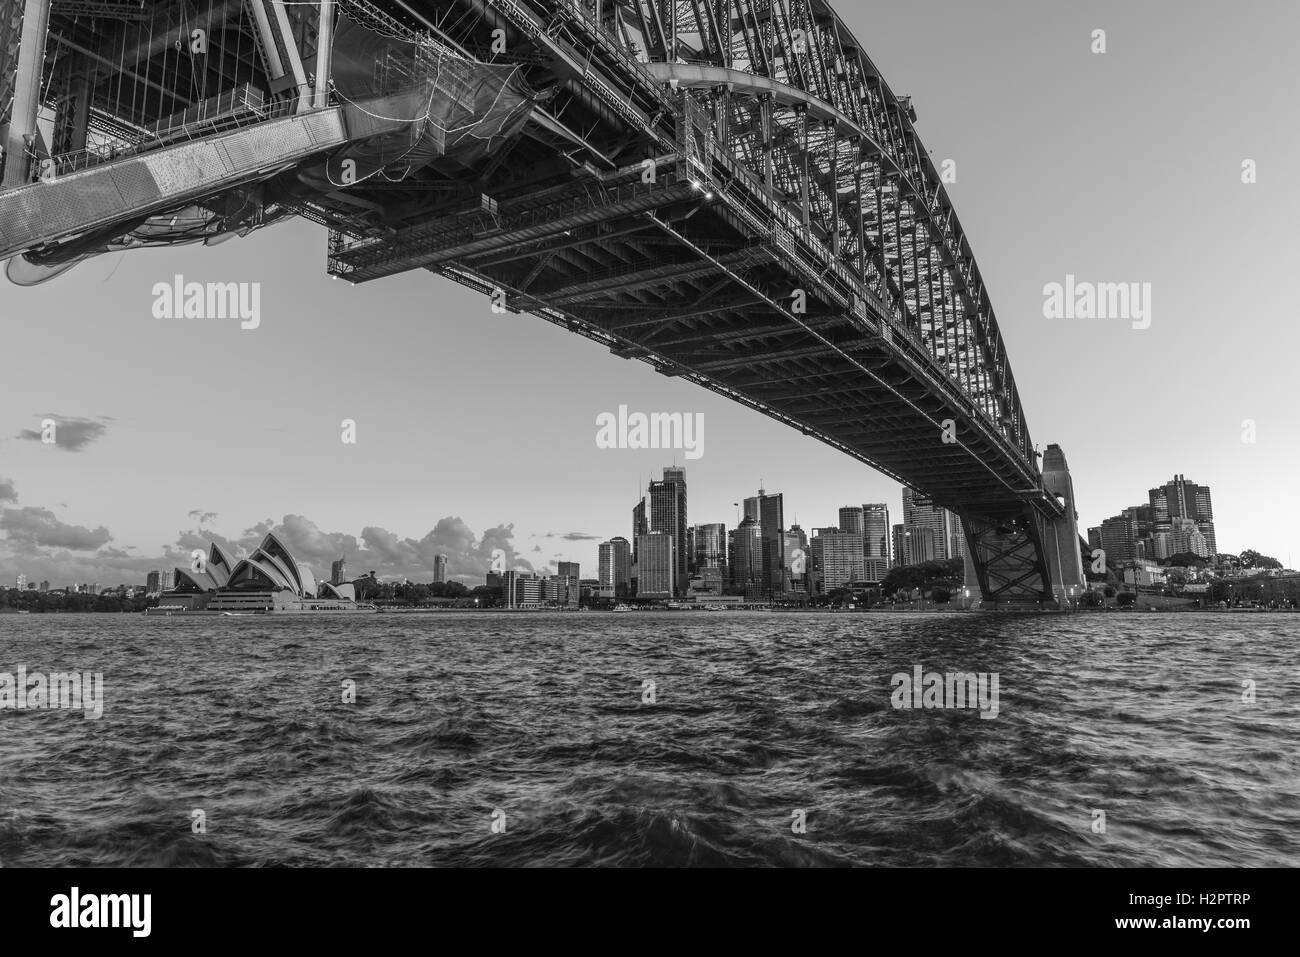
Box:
[0,612,1296,866]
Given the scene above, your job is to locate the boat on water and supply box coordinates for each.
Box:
[611,603,635,613]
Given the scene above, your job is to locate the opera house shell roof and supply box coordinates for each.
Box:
[170,534,356,602]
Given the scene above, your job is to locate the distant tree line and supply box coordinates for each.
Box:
[0,588,156,613]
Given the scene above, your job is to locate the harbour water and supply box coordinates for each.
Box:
[0,612,1296,867]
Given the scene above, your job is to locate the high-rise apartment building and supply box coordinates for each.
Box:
[1150,474,1216,555]
[433,554,448,583]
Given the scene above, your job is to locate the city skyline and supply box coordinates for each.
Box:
[4,460,1279,591]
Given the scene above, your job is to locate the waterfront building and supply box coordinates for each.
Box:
[810,529,865,591]
[1099,514,1138,563]
[154,536,368,612]
[649,467,688,594]
[728,516,764,598]
[598,537,632,598]
[743,488,784,597]
[893,524,938,567]
[1150,474,1216,556]
[862,503,892,580]
[635,531,675,599]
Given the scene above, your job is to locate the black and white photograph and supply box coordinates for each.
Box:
[0,0,1291,938]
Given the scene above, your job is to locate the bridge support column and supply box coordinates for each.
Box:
[2,0,51,188]
[1038,443,1086,608]
[962,443,1084,610]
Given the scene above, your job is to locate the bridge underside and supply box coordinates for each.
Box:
[0,0,1082,605]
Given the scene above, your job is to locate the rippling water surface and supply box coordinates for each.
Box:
[1,612,1296,867]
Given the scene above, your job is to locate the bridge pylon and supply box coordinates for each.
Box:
[962,444,1085,610]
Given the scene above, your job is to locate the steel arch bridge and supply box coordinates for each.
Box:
[0,0,1084,605]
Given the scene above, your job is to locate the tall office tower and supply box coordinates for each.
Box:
[1149,474,1216,555]
[14,574,26,590]
[635,531,676,598]
[147,570,161,594]
[947,513,966,562]
[838,506,864,534]
[685,525,697,576]
[901,488,951,561]
[631,497,648,563]
[693,523,727,575]
[893,524,938,567]
[783,525,809,594]
[810,529,866,591]
[433,554,448,583]
[159,569,173,592]
[730,517,764,597]
[38,580,49,592]
[741,488,784,597]
[862,503,891,579]
[330,557,348,586]
[649,467,688,593]
[557,561,580,580]
[598,537,632,597]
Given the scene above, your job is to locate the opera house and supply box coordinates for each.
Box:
[148,533,375,615]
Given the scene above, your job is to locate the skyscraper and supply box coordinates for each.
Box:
[862,503,891,579]
[743,488,784,596]
[1150,475,1216,556]
[433,555,448,583]
[557,561,580,580]
[631,497,647,563]
[899,489,963,564]
[837,506,864,535]
[901,489,949,560]
[14,574,26,590]
[598,537,632,597]
[330,557,348,586]
[893,524,938,566]
[649,467,688,594]
[693,523,727,570]
[729,517,764,598]
[635,531,676,599]
[810,529,865,592]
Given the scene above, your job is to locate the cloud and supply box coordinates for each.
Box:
[0,479,534,585]
[15,415,110,452]
[561,532,600,541]
[0,506,112,550]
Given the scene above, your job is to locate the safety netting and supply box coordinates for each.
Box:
[325,13,535,185]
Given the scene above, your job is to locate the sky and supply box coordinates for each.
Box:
[2,0,1298,586]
